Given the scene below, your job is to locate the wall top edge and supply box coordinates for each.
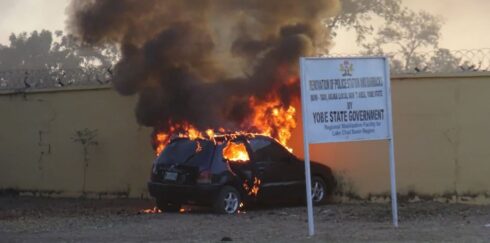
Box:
[0,84,112,95]
[1,72,490,95]
[391,72,490,80]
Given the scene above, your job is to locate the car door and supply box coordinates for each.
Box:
[248,137,300,203]
[287,155,308,201]
[265,140,305,202]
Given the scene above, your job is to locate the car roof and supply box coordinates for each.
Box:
[168,133,275,144]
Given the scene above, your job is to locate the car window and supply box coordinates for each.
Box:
[249,137,271,153]
[250,137,291,163]
[211,143,229,172]
[157,139,214,169]
[222,140,250,162]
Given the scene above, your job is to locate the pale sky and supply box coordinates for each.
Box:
[331,0,490,53]
[0,0,489,52]
[0,0,68,41]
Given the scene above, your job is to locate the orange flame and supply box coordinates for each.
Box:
[154,123,205,156]
[242,177,261,197]
[195,141,203,153]
[246,96,296,152]
[153,76,298,156]
[238,202,246,214]
[248,177,261,196]
[187,127,200,140]
[205,129,215,139]
[223,142,250,162]
[140,207,162,214]
[155,133,169,156]
[139,207,188,214]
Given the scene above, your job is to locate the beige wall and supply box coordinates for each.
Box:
[1,73,490,201]
[0,87,154,198]
[290,73,490,202]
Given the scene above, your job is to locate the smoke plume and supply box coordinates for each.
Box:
[68,0,340,132]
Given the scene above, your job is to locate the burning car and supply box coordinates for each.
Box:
[148,133,335,214]
[69,0,340,215]
[70,0,340,213]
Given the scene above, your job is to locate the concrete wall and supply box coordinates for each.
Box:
[1,73,490,202]
[290,73,490,203]
[0,87,154,198]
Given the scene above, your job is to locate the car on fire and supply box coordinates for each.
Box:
[148,134,336,214]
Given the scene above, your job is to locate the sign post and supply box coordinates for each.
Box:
[300,59,315,236]
[300,57,398,236]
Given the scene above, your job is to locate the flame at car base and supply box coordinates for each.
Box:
[140,206,189,214]
[140,206,161,214]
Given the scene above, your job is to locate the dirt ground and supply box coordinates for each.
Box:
[0,196,489,242]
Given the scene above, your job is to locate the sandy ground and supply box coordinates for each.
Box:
[0,196,489,242]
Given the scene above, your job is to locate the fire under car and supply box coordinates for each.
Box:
[148,134,336,214]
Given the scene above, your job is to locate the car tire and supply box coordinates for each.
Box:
[213,186,241,214]
[156,198,181,212]
[311,176,328,205]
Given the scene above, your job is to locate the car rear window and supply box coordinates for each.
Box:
[157,139,214,169]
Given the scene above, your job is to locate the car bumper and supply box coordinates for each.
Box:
[148,182,221,205]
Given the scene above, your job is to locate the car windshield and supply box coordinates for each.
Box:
[157,139,214,169]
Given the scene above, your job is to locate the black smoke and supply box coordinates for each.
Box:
[68,0,340,132]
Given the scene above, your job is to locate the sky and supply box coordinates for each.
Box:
[0,0,68,41]
[0,0,489,53]
[331,0,490,53]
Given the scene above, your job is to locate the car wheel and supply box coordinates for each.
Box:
[311,176,327,204]
[214,186,241,214]
[156,198,181,212]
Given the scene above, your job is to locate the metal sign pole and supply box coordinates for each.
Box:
[300,58,315,236]
[389,138,398,227]
[304,140,315,236]
[385,58,399,227]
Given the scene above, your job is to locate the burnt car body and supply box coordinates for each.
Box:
[148,134,336,214]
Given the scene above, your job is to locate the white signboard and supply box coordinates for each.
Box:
[301,57,391,143]
[299,57,398,237]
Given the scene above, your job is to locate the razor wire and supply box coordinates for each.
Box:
[1,48,489,91]
[0,66,112,91]
[326,48,490,74]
